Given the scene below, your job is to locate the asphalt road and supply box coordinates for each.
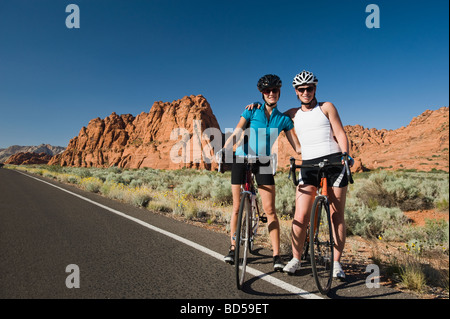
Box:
[0,168,416,302]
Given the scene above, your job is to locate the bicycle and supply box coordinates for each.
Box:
[218,153,276,290]
[288,153,353,294]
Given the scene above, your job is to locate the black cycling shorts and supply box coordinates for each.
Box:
[231,158,275,186]
[298,152,348,188]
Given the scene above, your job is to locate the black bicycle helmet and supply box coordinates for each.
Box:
[257,74,282,92]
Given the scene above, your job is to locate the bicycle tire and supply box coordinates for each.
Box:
[310,195,334,295]
[235,192,251,290]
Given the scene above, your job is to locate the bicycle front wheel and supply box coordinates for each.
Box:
[310,195,334,295]
[235,193,251,290]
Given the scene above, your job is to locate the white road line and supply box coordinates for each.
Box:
[16,170,323,299]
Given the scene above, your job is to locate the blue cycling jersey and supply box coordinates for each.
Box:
[235,103,294,156]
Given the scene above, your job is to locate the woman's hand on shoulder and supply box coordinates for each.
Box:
[245,102,262,110]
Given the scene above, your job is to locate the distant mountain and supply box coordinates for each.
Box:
[0,144,65,163]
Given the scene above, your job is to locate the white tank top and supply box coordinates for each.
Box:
[293,104,341,160]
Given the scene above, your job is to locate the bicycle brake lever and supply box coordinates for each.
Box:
[342,153,354,184]
[271,153,277,176]
[288,157,295,179]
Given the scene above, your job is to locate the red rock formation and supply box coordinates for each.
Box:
[5,152,53,165]
[345,106,449,172]
[49,95,222,170]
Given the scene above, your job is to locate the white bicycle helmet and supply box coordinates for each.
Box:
[292,70,318,87]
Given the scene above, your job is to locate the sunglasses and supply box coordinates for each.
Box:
[296,86,315,93]
[262,88,280,95]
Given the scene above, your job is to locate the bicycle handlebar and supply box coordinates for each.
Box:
[289,153,354,186]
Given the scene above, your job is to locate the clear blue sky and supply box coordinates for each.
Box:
[0,0,448,148]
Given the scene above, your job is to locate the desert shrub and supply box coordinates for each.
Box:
[274,174,296,217]
[345,205,408,238]
[120,170,138,185]
[129,179,143,188]
[210,178,232,204]
[107,166,122,174]
[67,175,80,184]
[102,181,127,201]
[128,185,153,207]
[142,170,181,191]
[400,261,427,292]
[43,171,55,179]
[350,170,446,211]
[80,177,103,193]
[175,173,232,203]
[176,175,213,199]
[394,219,450,251]
[105,172,126,184]
[46,165,64,173]
[71,167,93,178]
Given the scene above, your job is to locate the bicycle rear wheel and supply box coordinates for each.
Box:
[310,195,334,294]
[235,193,251,290]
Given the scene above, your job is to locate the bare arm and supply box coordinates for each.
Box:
[223,116,248,150]
[321,102,349,154]
[284,128,301,154]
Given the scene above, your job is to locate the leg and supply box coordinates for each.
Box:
[258,184,280,257]
[291,185,316,260]
[229,184,242,247]
[328,186,347,262]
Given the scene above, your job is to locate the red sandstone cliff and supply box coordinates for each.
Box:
[49,95,222,170]
[5,152,53,165]
[345,106,449,172]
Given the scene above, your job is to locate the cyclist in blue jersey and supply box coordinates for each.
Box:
[217,74,301,271]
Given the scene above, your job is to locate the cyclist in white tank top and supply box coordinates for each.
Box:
[283,70,353,279]
[292,103,342,160]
